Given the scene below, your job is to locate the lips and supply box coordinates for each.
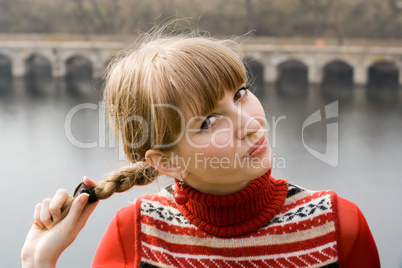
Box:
[244,135,267,158]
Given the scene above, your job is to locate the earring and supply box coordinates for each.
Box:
[174,179,189,205]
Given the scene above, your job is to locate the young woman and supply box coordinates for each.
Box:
[21,31,380,268]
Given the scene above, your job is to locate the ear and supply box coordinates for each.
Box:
[145,149,182,180]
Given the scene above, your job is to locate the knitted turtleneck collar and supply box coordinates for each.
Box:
[174,169,288,238]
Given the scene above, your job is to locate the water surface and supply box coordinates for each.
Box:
[1,78,401,267]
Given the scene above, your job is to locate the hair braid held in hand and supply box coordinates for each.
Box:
[46,162,159,229]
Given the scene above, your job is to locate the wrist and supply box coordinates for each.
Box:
[21,255,56,268]
[21,261,55,268]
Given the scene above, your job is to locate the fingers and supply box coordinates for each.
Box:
[33,189,69,229]
[33,203,45,229]
[40,198,53,229]
[49,189,69,222]
[31,177,97,231]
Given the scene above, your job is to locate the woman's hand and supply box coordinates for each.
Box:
[21,177,99,268]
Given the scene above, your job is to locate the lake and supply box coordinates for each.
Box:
[1,78,401,267]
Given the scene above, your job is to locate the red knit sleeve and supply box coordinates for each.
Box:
[337,197,380,268]
[92,205,136,268]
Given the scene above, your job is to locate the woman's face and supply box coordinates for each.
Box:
[170,84,273,195]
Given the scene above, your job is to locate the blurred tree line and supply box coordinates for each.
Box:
[0,0,401,40]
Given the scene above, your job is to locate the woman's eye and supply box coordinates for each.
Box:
[200,115,218,130]
[234,87,248,101]
[199,87,248,131]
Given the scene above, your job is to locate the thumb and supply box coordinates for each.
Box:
[83,176,97,188]
[64,193,89,230]
[76,200,99,231]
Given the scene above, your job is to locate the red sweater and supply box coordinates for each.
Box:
[92,172,380,267]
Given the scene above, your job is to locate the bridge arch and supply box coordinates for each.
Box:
[276,59,308,97]
[367,60,399,103]
[0,54,12,79]
[65,55,93,80]
[321,57,355,70]
[60,51,99,78]
[321,60,354,100]
[25,53,52,79]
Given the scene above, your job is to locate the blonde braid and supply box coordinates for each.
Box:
[47,162,159,229]
[95,162,159,199]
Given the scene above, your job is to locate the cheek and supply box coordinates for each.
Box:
[210,131,233,149]
[193,142,234,160]
[248,98,266,122]
[245,91,265,111]
[186,136,235,161]
[205,144,232,158]
[188,131,233,152]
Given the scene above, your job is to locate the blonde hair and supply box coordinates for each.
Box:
[51,30,247,228]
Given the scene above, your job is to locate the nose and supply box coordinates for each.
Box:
[236,109,262,139]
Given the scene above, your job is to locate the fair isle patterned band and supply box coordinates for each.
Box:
[135,183,339,268]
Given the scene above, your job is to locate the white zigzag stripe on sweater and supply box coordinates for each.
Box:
[267,194,333,227]
[141,200,191,226]
[142,240,337,262]
[140,194,333,229]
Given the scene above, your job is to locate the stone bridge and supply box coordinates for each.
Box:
[0,40,122,79]
[242,41,402,85]
[0,39,401,89]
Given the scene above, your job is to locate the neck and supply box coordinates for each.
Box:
[174,169,288,237]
